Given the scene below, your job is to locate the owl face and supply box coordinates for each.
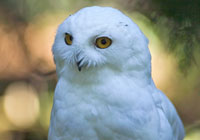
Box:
[53,6,150,75]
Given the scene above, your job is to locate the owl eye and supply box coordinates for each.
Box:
[95,37,112,49]
[65,33,73,45]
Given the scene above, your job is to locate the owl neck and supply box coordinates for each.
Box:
[58,63,153,88]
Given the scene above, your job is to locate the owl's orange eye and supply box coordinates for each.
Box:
[65,33,73,45]
[95,37,112,49]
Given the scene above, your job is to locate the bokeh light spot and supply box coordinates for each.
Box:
[3,82,40,129]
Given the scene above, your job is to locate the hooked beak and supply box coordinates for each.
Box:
[76,59,83,71]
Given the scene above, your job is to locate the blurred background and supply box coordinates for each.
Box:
[0,0,199,139]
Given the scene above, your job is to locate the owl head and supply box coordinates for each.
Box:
[52,6,151,80]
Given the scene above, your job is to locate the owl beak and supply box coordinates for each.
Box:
[76,59,83,71]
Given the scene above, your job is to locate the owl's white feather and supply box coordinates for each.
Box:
[48,6,185,140]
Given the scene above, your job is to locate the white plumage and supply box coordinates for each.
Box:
[48,6,185,140]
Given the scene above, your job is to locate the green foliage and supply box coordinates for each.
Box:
[152,0,200,72]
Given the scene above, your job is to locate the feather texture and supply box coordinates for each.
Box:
[49,6,185,140]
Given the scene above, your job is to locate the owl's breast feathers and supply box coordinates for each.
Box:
[49,72,184,140]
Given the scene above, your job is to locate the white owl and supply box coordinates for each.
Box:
[48,6,185,140]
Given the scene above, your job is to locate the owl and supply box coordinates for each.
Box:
[48,6,185,140]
